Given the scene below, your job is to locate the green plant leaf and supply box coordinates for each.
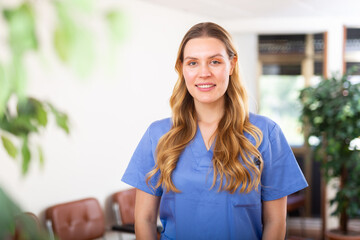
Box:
[3,3,38,55]
[53,21,73,62]
[0,187,50,239]
[36,104,47,127]
[55,113,69,134]
[17,97,36,117]
[10,58,27,102]
[21,137,31,175]
[0,63,12,117]
[31,98,48,127]
[53,1,94,78]
[3,115,38,136]
[1,136,18,159]
[70,29,94,78]
[38,146,44,167]
[106,10,127,43]
[299,70,360,221]
[52,1,73,62]
[0,186,22,238]
[57,0,94,13]
[16,97,48,128]
[48,103,70,134]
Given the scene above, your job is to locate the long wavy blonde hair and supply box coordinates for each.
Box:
[147,22,263,194]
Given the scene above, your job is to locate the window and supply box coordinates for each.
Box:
[258,34,325,147]
[259,74,304,146]
[344,27,360,82]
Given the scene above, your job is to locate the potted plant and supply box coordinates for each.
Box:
[299,69,360,239]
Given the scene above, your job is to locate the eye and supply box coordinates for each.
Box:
[211,60,221,64]
[187,61,197,66]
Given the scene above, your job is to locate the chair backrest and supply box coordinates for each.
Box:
[112,188,136,225]
[45,198,105,240]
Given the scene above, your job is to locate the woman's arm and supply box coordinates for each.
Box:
[262,196,287,240]
[134,189,161,240]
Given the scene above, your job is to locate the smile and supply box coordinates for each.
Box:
[196,84,216,89]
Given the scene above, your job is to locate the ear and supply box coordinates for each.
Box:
[229,55,237,75]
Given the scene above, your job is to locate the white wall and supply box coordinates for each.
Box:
[233,34,259,113]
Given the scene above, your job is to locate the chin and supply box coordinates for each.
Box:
[195,98,222,105]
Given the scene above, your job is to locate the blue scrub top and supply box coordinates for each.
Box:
[122,113,308,240]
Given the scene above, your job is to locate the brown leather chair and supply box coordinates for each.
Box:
[111,188,162,238]
[45,198,105,240]
[111,188,136,233]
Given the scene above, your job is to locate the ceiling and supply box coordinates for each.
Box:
[139,0,360,20]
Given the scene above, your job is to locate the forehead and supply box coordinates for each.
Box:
[183,37,228,58]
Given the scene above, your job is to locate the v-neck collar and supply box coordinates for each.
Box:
[190,126,215,157]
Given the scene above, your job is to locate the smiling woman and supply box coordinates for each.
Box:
[121,22,308,240]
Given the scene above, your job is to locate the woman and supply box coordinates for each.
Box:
[122,22,308,240]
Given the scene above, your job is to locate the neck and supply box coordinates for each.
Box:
[194,97,225,125]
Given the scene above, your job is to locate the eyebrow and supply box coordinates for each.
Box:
[184,54,225,61]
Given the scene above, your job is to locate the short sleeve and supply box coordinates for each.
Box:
[261,124,308,201]
[121,126,163,196]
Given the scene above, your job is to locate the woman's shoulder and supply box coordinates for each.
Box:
[249,113,276,129]
[147,117,172,137]
[248,113,280,138]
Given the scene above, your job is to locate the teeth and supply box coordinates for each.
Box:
[197,84,214,89]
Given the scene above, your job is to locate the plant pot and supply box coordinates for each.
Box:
[326,229,360,240]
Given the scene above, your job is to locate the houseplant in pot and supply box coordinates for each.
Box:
[299,69,360,239]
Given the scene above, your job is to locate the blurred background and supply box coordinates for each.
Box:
[1,0,360,239]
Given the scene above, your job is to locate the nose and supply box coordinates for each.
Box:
[199,64,211,78]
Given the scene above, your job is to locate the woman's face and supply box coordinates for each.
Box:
[182,37,235,107]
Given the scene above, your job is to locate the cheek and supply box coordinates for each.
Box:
[183,69,197,86]
[218,70,230,91]
[215,68,230,83]
[182,71,191,90]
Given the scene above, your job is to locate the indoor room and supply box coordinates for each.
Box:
[1,0,360,239]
